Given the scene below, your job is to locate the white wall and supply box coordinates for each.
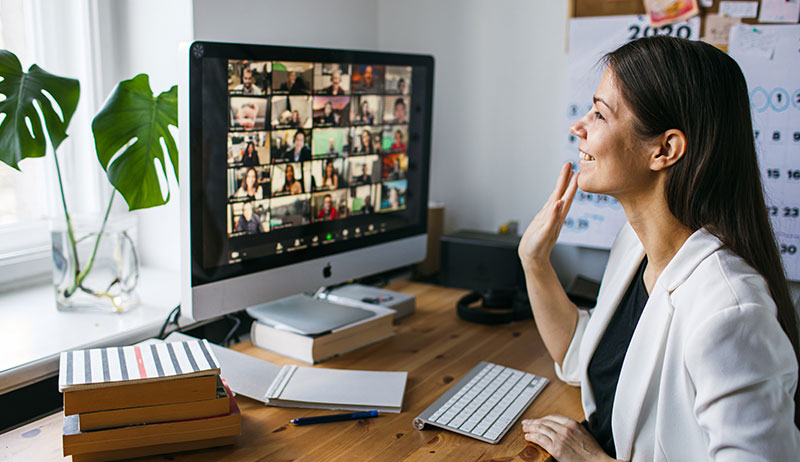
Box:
[378,0,568,233]
[191,0,380,48]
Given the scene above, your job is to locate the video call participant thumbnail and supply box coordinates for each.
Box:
[273,62,313,95]
[346,154,379,186]
[229,166,269,200]
[352,95,383,126]
[228,132,270,166]
[229,61,270,95]
[272,162,309,197]
[379,179,407,211]
[312,96,350,127]
[351,64,385,93]
[384,66,411,94]
[268,194,311,230]
[311,190,348,222]
[311,158,345,191]
[349,184,377,215]
[229,199,269,236]
[382,153,408,181]
[383,96,409,124]
[277,129,311,163]
[271,96,313,129]
[352,127,381,154]
[230,97,268,131]
[314,64,350,95]
[312,128,349,158]
[381,126,407,152]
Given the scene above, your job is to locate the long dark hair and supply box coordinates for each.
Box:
[605,36,800,427]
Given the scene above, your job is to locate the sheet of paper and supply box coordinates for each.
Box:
[758,0,800,23]
[644,0,700,26]
[729,25,778,59]
[729,24,800,280]
[719,1,760,18]
[703,14,741,47]
[701,0,713,7]
[560,15,700,249]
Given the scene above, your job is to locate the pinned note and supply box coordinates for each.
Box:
[758,0,800,24]
[703,14,741,47]
[729,25,777,59]
[719,1,759,18]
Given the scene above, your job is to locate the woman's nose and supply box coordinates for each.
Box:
[570,118,587,139]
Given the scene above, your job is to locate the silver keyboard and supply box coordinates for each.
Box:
[413,361,549,444]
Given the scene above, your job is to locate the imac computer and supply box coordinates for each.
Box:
[178,41,434,323]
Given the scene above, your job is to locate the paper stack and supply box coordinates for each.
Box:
[58,340,241,462]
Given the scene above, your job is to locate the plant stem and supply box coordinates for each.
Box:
[75,190,115,288]
[52,147,81,297]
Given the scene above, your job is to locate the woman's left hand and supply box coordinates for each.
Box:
[521,415,614,462]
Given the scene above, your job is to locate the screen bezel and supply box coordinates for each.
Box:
[188,41,434,287]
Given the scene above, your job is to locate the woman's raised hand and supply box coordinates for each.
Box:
[518,162,579,271]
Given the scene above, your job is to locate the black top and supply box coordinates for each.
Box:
[586,257,649,458]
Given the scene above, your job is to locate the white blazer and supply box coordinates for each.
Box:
[555,223,800,461]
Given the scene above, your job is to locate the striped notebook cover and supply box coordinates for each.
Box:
[59,340,220,392]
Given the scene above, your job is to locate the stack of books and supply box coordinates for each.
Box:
[58,339,241,462]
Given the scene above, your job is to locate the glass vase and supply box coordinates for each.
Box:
[51,214,139,312]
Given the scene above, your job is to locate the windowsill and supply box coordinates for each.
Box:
[0,267,182,395]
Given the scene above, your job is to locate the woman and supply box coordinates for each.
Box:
[315,101,337,126]
[518,37,800,461]
[280,164,303,195]
[357,129,376,154]
[240,141,259,166]
[321,159,339,190]
[289,110,302,128]
[233,167,263,200]
[355,100,374,125]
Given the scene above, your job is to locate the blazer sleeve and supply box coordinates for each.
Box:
[685,304,800,461]
[553,307,591,386]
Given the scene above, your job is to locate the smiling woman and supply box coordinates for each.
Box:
[518,36,800,462]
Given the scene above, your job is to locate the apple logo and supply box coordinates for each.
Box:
[323,263,332,279]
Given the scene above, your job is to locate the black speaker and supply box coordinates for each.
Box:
[440,231,530,324]
[440,230,523,291]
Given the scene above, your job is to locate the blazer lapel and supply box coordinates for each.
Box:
[611,228,723,460]
[611,288,674,461]
[578,224,645,417]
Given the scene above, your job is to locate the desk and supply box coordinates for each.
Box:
[0,281,583,461]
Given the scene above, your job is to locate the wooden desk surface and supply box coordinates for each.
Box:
[0,281,583,462]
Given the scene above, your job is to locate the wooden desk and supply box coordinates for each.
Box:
[0,281,583,461]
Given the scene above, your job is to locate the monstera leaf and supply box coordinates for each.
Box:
[0,50,80,170]
[92,74,178,210]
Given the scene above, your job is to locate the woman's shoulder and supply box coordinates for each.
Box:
[678,244,774,313]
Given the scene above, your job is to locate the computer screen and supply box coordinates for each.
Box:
[179,41,434,321]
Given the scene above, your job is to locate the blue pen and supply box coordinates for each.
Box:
[290,410,379,425]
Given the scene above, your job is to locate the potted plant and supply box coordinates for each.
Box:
[0,49,178,312]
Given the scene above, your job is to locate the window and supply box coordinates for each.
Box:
[0,0,52,288]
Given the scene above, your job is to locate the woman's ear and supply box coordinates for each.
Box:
[651,129,686,171]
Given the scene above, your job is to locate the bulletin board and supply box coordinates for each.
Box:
[558,0,800,281]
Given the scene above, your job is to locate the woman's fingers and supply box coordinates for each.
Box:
[548,162,574,204]
[559,171,580,222]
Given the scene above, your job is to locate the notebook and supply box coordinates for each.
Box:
[164,332,407,413]
[59,339,220,392]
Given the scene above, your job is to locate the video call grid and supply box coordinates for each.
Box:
[224,61,412,237]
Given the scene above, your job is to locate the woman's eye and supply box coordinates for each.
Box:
[594,111,605,120]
